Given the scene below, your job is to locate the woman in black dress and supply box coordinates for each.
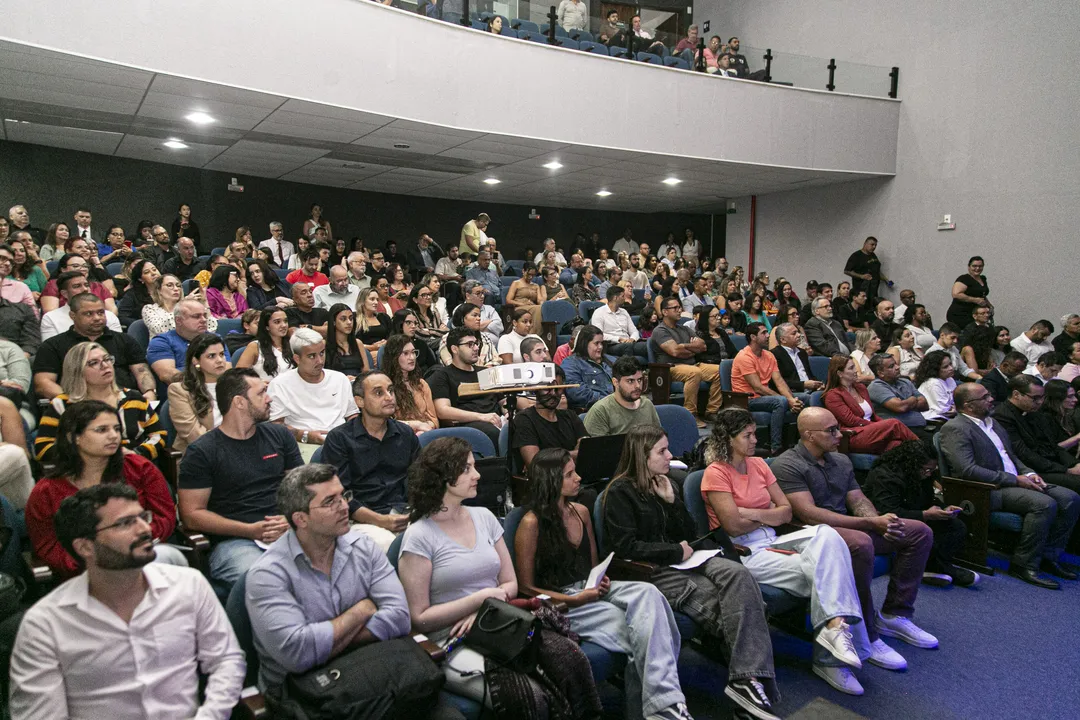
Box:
[356,287,392,352]
[325,303,369,380]
[945,255,990,328]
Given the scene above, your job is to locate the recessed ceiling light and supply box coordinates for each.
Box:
[163,139,189,150]
[543,161,563,170]
[393,143,411,149]
[596,190,612,197]
[662,177,682,186]
[483,178,501,185]
[185,112,215,125]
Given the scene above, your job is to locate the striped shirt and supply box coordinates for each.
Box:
[35,389,166,462]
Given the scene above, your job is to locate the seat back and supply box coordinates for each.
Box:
[809,355,831,382]
[541,299,576,328]
[719,359,734,391]
[216,318,243,338]
[513,19,539,33]
[442,11,462,25]
[470,19,486,30]
[809,390,825,407]
[932,432,949,473]
[46,261,59,276]
[682,470,710,536]
[608,46,629,58]
[159,398,176,447]
[636,51,664,64]
[387,533,403,570]
[556,38,579,50]
[664,56,690,70]
[539,23,569,37]
[273,267,290,281]
[311,446,324,464]
[592,494,607,555]
[211,247,226,256]
[502,506,528,564]
[418,427,496,457]
[504,259,525,275]
[578,300,603,321]
[731,334,748,351]
[106,262,124,276]
[578,41,609,55]
[570,30,593,42]
[656,404,699,458]
[128,320,150,350]
[182,279,199,295]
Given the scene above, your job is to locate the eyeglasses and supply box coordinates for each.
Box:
[457,340,479,349]
[418,293,433,299]
[86,355,116,369]
[403,349,420,357]
[1022,393,1045,402]
[312,490,353,510]
[94,510,153,534]
[812,425,843,435]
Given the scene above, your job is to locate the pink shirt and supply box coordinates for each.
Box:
[0,278,36,313]
[701,458,777,531]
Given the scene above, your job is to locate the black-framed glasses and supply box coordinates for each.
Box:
[457,340,479,349]
[86,355,116,369]
[313,490,353,510]
[813,425,843,435]
[94,510,153,534]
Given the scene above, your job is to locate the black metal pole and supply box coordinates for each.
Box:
[695,38,706,72]
[826,58,836,91]
[889,66,899,98]
[763,48,773,82]
[627,26,635,58]
[460,0,470,25]
[547,5,558,44]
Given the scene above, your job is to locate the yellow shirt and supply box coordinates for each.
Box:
[459,220,481,256]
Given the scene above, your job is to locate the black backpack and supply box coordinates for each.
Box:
[464,455,511,518]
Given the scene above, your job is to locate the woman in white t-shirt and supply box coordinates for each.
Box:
[916,350,958,421]
[398,438,601,716]
[235,308,294,381]
[850,329,881,384]
[496,308,536,364]
[905,304,936,352]
[168,333,228,454]
[681,227,702,263]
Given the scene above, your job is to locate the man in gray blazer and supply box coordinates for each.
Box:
[804,297,851,357]
[939,382,1080,589]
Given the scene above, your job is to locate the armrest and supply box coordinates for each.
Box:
[174,524,211,576]
[160,448,183,496]
[608,557,659,582]
[732,544,751,557]
[648,362,673,405]
[511,474,530,507]
[413,633,446,663]
[22,551,54,585]
[541,321,558,358]
[722,391,751,410]
[234,693,268,720]
[938,475,997,491]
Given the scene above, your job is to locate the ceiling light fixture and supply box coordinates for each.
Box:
[543,161,563,169]
[185,112,216,125]
[662,177,682,186]
[483,178,501,185]
[393,143,411,149]
[596,190,612,197]
[163,139,189,149]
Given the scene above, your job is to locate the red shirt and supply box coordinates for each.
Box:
[285,269,329,287]
[39,279,112,306]
[731,346,780,397]
[26,454,177,578]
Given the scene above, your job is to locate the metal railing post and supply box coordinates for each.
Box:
[889,66,900,98]
[460,0,470,25]
[547,5,558,44]
[763,48,773,82]
[695,38,706,72]
[827,58,836,91]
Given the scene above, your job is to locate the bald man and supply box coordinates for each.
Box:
[285,282,329,337]
[314,265,360,310]
[771,407,937,671]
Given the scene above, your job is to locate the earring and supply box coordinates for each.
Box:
[195,365,201,370]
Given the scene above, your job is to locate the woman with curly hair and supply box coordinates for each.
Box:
[518,447,690,720]
[381,334,437,434]
[914,350,957,422]
[398,438,602,719]
[602,425,782,717]
[167,333,229,454]
[862,440,978,587]
[959,323,999,375]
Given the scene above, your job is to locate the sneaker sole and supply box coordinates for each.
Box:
[724,685,781,720]
[866,648,908,671]
[812,665,864,696]
[876,626,939,649]
[814,633,863,669]
[953,572,981,587]
[921,573,953,587]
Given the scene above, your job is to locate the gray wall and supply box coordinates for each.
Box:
[0,140,721,258]
[695,0,1080,331]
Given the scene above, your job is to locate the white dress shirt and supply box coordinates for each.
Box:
[961,413,1019,475]
[784,345,810,382]
[260,237,295,265]
[1010,333,1055,369]
[590,304,639,342]
[10,564,246,720]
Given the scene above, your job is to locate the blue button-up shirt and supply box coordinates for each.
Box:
[321,417,420,515]
[245,529,412,689]
[465,264,501,296]
[146,328,231,370]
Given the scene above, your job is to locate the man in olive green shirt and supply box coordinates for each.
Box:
[583,356,661,436]
[459,212,491,257]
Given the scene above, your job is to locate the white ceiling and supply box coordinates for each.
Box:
[0,40,884,214]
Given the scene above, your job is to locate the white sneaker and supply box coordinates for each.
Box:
[867,638,907,671]
[815,622,862,668]
[813,664,865,696]
[876,612,939,649]
[921,571,953,587]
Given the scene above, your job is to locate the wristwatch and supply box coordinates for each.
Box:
[301,431,309,444]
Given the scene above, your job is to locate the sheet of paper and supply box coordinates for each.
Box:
[586,551,614,589]
[254,540,271,550]
[669,549,720,570]
[769,525,820,549]
[669,460,688,471]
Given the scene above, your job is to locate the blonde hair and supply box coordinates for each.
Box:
[62,342,121,401]
[855,328,876,352]
[356,287,380,332]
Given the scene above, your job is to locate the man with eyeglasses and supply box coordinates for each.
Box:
[993,374,1080,496]
[940,381,1080,589]
[429,327,506,448]
[773,407,936,672]
[459,280,503,346]
[245,462,412,693]
[652,296,723,427]
[0,244,35,312]
[322,371,419,550]
[10,483,246,719]
[259,221,294,267]
[804,296,851,357]
[142,225,177,269]
[314,265,360,310]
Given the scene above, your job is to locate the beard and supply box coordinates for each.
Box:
[95,534,155,570]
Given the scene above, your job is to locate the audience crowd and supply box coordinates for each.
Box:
[3,201,1079,720]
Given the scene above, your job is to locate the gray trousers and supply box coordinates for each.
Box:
[993,484,1080,569]
[651,556,777,698]
[563,580,686,718]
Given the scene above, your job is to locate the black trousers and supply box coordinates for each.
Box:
[924,516,967,572]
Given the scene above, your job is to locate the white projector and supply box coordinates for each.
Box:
[477,362,555,390]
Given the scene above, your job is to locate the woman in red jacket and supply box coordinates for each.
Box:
[823,355,917,454]
[26,400,186,578]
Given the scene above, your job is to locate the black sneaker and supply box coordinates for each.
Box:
[725,679,781,720]
[950,565,981,587]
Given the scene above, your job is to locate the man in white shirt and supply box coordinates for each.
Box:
[556,0,588,31]
[259,221,295,267]
[611,229,638,257]
[533,237,567,268]
[929,323,981,381]
[10,483,246,719]
[72,206,95,244]
[269,329,359,453]
[622,252,651,290]
[591,285,646,358]
[314,265,360,310]
[1023,351,1064,386]
[1011,319,1056,369]
[40,270,122,340]
[345,251,372,291]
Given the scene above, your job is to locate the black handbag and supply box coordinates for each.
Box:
[270,637,444,720]
[463,598,541,672]
[463,456,510,518]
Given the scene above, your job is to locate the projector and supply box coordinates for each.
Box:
[478,362,555,390]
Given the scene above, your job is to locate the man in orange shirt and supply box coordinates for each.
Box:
[731,322,805,454]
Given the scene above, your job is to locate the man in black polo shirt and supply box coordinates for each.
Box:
[32,293,154,401]
[322,371,420,551]
[513,366,588,471]
[844,236,890,300]
[162,236,205,281]
[285,282,329,336]
[429,327,506,448]
[837,289,874,332]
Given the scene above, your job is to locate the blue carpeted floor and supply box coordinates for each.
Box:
[677,552,1080,719]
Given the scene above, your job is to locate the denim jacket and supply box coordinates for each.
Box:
[561,355,613,409]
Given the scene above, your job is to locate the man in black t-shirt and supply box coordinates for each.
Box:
[844,236,890,301]
[285,282,329,336]
[428,327,505,448]
[512,366,588,471]
[178,368,304,591]
[837,289,874,332]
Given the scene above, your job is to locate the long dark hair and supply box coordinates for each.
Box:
[573,324,603,359]
[181,333,225,420]
[526,448,579,589]
[246,258,279,291]
[325,303,363,372]
[1041,379,1077,434]
[48,400,124,482]
[407,437,472,521]
[914,350,951,387]
[406,284,436,327]
[128,259,156,305]
[7,237,37,280]
[208,264,236,292]
[256,308,294,377]
[964,324,997,369]
[694,304,716,340]
[382,334,423,421]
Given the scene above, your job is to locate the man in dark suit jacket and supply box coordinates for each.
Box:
[804,297,851,357]
[939,382,1080,589]
[979,351,1027,402]
[771,322,824,399]
[405,233,444,283]
[993,374,1080,488]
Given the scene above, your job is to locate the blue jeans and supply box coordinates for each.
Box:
[209,538,265,591]
[748,395,789,449]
